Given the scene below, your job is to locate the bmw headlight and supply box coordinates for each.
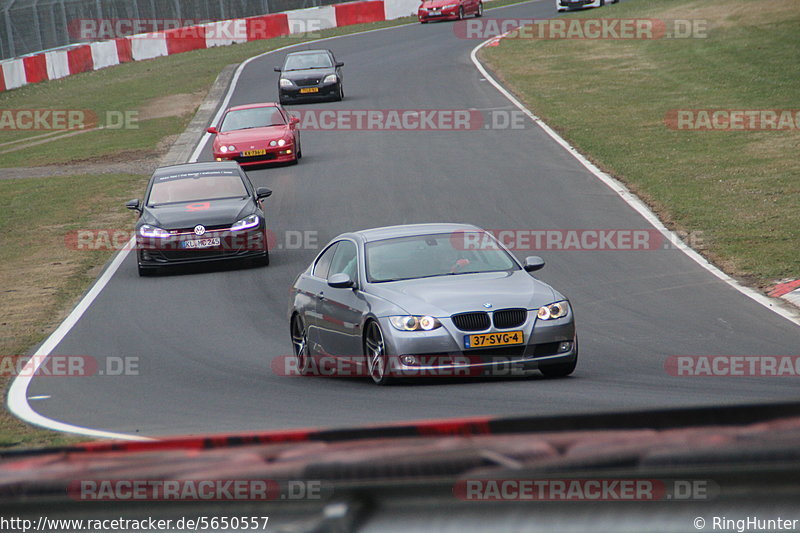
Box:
[537,301,570,320]
[323,74,338,84]
[139,224,170,238]
[389,315,442,331]
[278,138,287,146]
[231,214,260,231]
[279,78,293,88]
[220,145,236,153]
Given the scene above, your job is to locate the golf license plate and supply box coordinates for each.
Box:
[182,237,220,249]
[243,149,266,157]
[299,87,319,94]
[465,330,524,348]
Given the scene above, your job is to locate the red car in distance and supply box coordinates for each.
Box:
[207,103,301,167]
[418,0,483,23]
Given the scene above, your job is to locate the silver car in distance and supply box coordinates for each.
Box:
[288,223,577,385]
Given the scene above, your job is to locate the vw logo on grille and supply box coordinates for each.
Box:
[483,302,493,308]
[194,225,206,236]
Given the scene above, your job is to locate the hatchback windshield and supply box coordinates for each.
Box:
[283,52,333,70]
[365,232,519,282]
[219,107,285,132]
[147,171,247,206]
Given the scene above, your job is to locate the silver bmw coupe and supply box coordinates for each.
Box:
[288,223,577,384]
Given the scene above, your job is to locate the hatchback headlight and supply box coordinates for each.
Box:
[323,74,338,84]
[139,225,170,238]
[231,214,260,231]
[389,315,442,331]
[279,78,293,88]
[537,301,570,320]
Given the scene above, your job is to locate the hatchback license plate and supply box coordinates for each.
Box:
[182,237,220,249]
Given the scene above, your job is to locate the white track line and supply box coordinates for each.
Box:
[469,36,800,327]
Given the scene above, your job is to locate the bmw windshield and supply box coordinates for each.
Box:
[365,233,519,282]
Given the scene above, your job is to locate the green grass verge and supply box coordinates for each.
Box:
[480,0,799,286]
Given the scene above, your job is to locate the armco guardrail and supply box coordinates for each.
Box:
[0,0,420,93]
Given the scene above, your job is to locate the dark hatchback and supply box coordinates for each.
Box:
[275,49,344,104]
[126,161,272,276]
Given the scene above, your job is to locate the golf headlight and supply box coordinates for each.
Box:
[537,301,570,320]
[231,214,260,231]
[279,78,293,88]
[389,315,442,331]
[323,74,338,83]
[139,225,170,238]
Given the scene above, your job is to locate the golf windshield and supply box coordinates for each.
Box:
[366,232,519,282]
[148,171,247,206]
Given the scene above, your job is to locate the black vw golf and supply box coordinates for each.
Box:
[126,161,272,276]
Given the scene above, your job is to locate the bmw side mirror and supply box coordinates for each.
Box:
[524,256,545,272]
[335,61,344,67]
[274,67,282,72]
[328,273,354,289]
[206,126,218,134]
[256,187,272,199]
[290,116,300,125]
[125,198,140,211]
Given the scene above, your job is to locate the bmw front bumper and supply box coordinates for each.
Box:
[377,309,576,377]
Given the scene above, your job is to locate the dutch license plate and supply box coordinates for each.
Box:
[182,237,220,249]
[465,330,524,348]
[299,87,319,94]
[243,149,266,157]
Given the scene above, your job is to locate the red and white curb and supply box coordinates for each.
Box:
[769,280,800,309]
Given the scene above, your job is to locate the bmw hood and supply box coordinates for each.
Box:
[142,198,254,230]
[369,270,561,317]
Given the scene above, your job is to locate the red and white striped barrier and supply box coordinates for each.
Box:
[0,0,411,93]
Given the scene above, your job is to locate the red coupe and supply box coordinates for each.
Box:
[418,0,483,22]
[207,103,301,167]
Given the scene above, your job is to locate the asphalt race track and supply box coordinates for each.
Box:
[22,0,800,437]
